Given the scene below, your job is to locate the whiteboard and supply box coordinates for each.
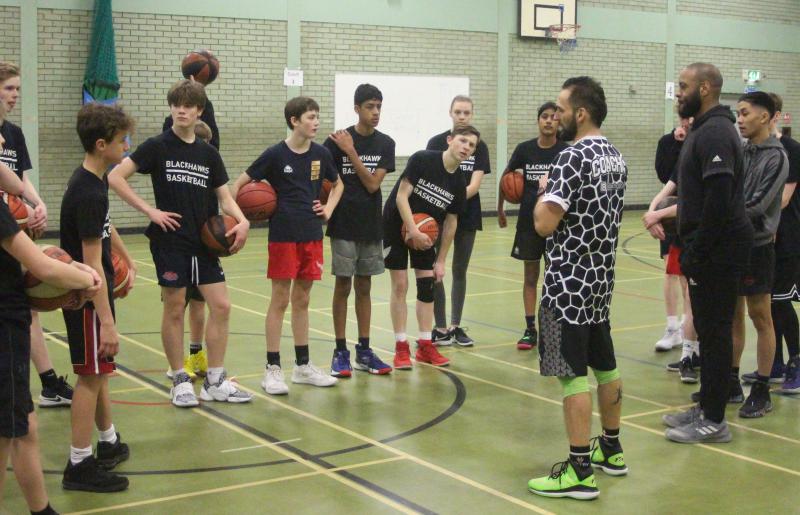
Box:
[334,73,470,156]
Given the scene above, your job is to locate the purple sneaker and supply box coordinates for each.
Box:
[781,357,800,394]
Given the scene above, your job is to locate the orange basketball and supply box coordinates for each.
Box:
[201,214,237,257]
[112,252,131,299]
[401,213,439,248]
[24,245,83,312]
[501,172,524,204]
[1,191,28,229]
[319,179,333,204]
[181,49,219,85]
[236,181,277,221]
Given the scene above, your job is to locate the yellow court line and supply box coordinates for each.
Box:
[66,456,408,515]
[109,386,151,395]
[620,405,695,421]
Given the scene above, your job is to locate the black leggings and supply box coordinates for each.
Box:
[771,300,800,363]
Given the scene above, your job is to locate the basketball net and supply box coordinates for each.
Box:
[547,24,581,53]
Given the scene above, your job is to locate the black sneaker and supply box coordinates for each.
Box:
[679,357,698,384]
[667,353,700,372]
[517,327,537,350]
[691,378,744,404]
[739,381,773,418]
[39,375,73,407]
[432,328,452,347]
[451,327,474,347]
[62,456,129,492]
[96,433,130,470]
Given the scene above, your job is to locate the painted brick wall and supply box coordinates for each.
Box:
[37,9,287,229]
[299,21,499,212]
[678,0,800,25]
[509,37,667,206]
[0,6,22,128]
[582,1,667,13]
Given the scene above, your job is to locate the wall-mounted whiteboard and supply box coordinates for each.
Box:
[334,73,470,157]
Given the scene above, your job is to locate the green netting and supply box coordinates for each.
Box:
[83,0,119,102]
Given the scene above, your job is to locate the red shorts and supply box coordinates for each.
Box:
[63,307,116,376]
[665,244,683,276]
[267,241,324,280]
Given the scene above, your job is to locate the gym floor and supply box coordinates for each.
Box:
[5,210,800,514]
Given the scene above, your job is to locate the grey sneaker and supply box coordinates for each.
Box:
[200,371,253,403]
[170,372,199,408]
[292,362,338,387]
[665,416,732,443]
[662,404,702,428]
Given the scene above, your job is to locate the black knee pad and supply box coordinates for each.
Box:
[416,276,435,303]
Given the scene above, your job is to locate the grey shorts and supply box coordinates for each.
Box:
[331,238,385,277]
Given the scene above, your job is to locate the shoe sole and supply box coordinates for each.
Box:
[517,344,534,350]
[742,377,784,384]
[591,463,628,476]
[199,389,253,403]
[664,429,732,443]
[453,341,474,347]
[394,363,413,370]
[62,480,129,493]
[330,370,352,378]
[291,379,337,387]
[778,386,800,394]
[97,452,130,470]
[680,375,699,384]
[261,385,289,395]
[38,396,71,407]
[353,363,392,375]
[433,341,453,347]
[416,359,450,367]
[738,402,773,418]
[528,486,599,500]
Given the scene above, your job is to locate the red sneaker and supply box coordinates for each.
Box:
[393,341,413,370]
[415,342,450,367]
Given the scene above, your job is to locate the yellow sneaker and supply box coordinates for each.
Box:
[167,366,196,381]
[187,350,208,377]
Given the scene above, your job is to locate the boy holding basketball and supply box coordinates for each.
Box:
[323,84,395,377]
[109,80,252,408]
[60,103,137,492]
[497,101,568,350]
[383,125,477,369]
[232,96,343,395]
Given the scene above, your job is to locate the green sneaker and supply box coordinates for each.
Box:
[590,437,628,476]
[527,461,599,500]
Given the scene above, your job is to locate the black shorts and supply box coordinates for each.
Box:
[186,286,205,303]
[772,255,800,301]
[537,304,617,377]
[0,319,33,438]
[660,233,677,258]
[150,241,225,288]
[738,243,775,296]
[511,229,546,261]
[383,236,436,271]
[63,307,116,376]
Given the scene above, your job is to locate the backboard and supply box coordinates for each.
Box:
[518,0,578,39]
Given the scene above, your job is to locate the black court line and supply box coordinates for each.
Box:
[622,231,663,271]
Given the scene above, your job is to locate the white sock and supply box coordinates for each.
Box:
[395,332,407,343]
[666,316,679,331]
[419,331,432,341]
[70,445,92,465]
[207,367,224,384]
[98,424,117,444]
[681,340,694,360]
[690,340,700,355]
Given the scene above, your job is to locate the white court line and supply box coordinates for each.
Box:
[220,439,302,453]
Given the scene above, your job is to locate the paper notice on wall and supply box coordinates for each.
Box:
[665,81,675,99]
[284,69,303,87]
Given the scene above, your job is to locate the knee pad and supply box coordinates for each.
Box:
[593,368,621,385]
[416,276,435,303]
[558,376,590,398]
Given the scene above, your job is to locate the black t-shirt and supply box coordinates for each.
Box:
[0,121,32,179]
[163,99,220,150]
[426,130,491,231]
[677,105,751,268]
[323,126,396,241]
[60,166,114,312]
[655,130,683,184]
[506,138,569,232]
[383,150,466,239]
[246,141,338,242]
[130,130,228,253]
[0,199,29,324]
[776,134,800,257]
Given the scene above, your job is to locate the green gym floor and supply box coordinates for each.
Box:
[5,210,800,514]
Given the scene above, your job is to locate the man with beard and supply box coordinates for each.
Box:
[663,63,753,443]
[528,77,627,500]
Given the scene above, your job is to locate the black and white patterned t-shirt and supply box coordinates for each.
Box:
[540,136,627,325]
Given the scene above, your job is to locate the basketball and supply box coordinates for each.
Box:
[181,49,220,85]
[319,179,333,204]
[201,214,237,257]
[656,195,678,236]
[236,181,277,221]
[24,245,83,311]
[1,191,29,229]
[401,213,439,248]
[112,252,131,299]
[501,172,524,204]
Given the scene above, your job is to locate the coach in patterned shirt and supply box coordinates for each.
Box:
[528,76,628,501]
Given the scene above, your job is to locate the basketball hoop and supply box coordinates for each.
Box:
[547,23,581,53]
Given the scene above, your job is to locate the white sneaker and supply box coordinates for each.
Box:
[262,365,289,395]
[292,362,338,387]
[654,327,681,352]
[170,374,199,408]
[200,372,253,403]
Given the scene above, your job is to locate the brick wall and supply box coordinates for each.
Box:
[299,22,499,211]
[677,0,800,25]
[509,37,667,205]
[582,1,667,13]
[37,9,287,229]
[0,6,22,128]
